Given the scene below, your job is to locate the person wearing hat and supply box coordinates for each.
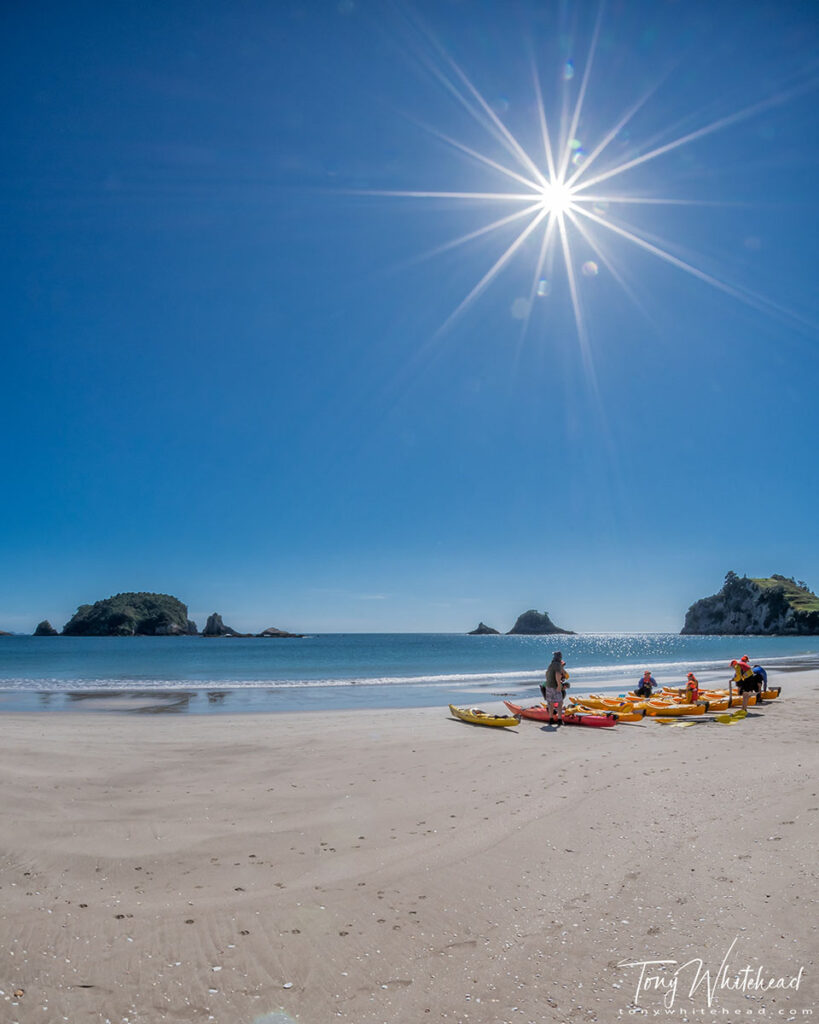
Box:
[541,651,568,726]
[741,655,768,703]
[634,670,657,698]
[731,659,759,712]
[683,672,700,703]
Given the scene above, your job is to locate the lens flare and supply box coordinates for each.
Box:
[355,7,816,360]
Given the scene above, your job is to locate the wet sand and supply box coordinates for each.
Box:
[0,668,816,1023]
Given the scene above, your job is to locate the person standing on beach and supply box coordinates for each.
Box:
[731,659,759,712]
[741,654,768,704]
[541,651,567,726]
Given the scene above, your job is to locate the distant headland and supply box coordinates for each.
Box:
[682,573,819,636]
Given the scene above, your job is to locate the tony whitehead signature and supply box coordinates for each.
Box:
[618,937,806,1009]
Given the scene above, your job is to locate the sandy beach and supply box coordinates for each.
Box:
[1,670,816,1024]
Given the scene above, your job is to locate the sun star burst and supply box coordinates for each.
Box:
[351,7,817,368]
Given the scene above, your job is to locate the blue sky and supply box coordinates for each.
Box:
[2,0,817,633]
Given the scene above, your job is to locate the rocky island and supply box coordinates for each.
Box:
[507,609,574,635]
[468,622,500,635]
[258,625,305,638]
[62,593,198,636]
[202,614,305,638]
[202,613,248,638]
[682,572,819,635]
[34,620,59,636]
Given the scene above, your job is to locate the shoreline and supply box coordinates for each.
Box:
[0,656,816,715]
[0,676,816,1022]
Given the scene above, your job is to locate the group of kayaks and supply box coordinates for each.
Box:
[448,702,618,728]
[448,684,782,729]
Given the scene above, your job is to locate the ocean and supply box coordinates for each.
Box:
[0,632,816,713]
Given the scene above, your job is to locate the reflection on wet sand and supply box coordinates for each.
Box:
[64,691,198,713]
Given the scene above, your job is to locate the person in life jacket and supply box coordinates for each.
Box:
[541,651,568,727]
[741,655,769,702]
[634,670,657,698]
[731,659,759,712]
[683,672,700,703]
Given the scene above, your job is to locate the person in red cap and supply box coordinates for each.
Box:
[731,659,759,712]
[740,655,767,703]
[684,672,700,703]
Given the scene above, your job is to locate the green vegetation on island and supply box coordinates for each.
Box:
[62,593,198,636]
[682,572,819,635]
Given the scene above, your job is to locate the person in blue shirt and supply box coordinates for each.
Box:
[635,670,657,698]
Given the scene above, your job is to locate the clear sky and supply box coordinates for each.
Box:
[2,0,817,634]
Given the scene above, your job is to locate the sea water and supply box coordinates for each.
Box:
[0,633,816,713]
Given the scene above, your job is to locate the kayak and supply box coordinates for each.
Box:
[578,695,632,711]
[504,701,616,728]
[705,695,756,712]
[567,704,645,724]
[643,701,708,717]
[449,704,520,727]
[561,710,617,729]
[661,687,780,703]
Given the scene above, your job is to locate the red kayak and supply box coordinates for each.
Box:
[504,700,617,728]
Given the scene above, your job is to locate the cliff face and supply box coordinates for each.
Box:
[62,593,197,636]
[682,573,819,635]
[507,609,574,635]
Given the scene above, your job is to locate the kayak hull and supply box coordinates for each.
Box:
[504,701,616,728]
[643,701,708,717]
[568,704,645,724]
[579,696,631,711]
[449,704,520,727]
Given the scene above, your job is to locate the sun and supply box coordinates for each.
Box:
[352,7,815,361]
[538,180,575,215]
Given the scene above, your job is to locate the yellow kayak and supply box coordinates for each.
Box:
[705,695,756,712]
[578,695,631,711]
[448,705,520,728]
[568,704,645,723]
[643,701,708,717]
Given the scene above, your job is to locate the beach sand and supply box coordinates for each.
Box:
[0,670,816,1023]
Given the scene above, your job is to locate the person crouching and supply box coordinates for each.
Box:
[635,670,657,698]
[683,672,700,703]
